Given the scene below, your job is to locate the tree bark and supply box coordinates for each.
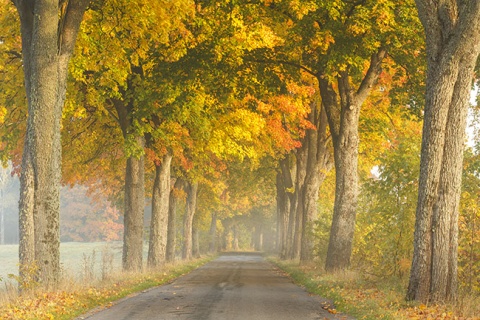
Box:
[321,48,387,272]
[112,77,146,272]
[209,212,217,253]
[122,138,145,271]
[278,156,296,259]
[300,102,332,262]
[14,0,89,286]
[147,153,172,268]
[182,181,198,260]
[192,220,201,258]
[407,1,480,303]
[290,139,308,260]
[166,178,181,262]
[275,171,289,258]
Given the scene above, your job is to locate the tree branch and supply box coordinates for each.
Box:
[356,47,387,104]
[245,57,317,77]
[58,0,90,56]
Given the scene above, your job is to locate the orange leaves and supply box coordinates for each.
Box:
[266,117,302,151]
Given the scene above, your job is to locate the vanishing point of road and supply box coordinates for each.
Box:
[79,252,352,320]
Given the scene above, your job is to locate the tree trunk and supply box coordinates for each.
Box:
[209,212,217,253]
[254,225,264,251]
[147,153,172,268]
[233,224,239,251]
[407,1,480,302]
[278,157,295,259]
[14,0,89,286]
[325,88,360,271]
[321,49,387,272]
[122,142,145,271]
[192,221,200,258]
[112,84,146,272]
[276,168,290,258]
[182,181,198,260]
[166,178,181,262]
[18,150,35,284]
[221,223,229,251]
[290,143,308,260]
[301,102,332,262]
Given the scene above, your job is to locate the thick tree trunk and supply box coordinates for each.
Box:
[18,149,35,284]
[166,178,181,262]
[209,212,217,253]
[290,142,308,260]
[17,2,35,283]
[14,0,89,286]
[122,137,146,271]
[301,103,331,262]
[112,81,146,271]
[278,156,296,259]
[147,153,172,268]
[407,1,480,302]
[182,181,198,260]
[321,49,386,272]
[325,96,360,271]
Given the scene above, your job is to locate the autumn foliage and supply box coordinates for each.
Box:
[0,0,480,318]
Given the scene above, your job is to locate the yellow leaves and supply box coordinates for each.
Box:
[288,0,318,19]
[0,106,6,124]
[309,29,335,55]
[245,23,284,51]
[402,303,461,320]
[209,109,267,162]
[216,6,282,57]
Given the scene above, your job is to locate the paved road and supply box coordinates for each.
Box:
[80,253,351,320]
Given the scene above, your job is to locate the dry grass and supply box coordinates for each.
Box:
[0,254,214,320]
[270,258,480,320]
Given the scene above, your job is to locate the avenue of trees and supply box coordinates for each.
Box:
[1,0,480,304]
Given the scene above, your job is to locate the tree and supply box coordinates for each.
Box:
[407,1,480,303]
[235,0,422,268]
[182,180,198,260]
[68,0,196,271]
[355,118,421,277]
[147,153,172,267]
[321,47,387,271]
[12,0,89,286]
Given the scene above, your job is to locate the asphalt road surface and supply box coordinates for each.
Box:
[80,253,352,320]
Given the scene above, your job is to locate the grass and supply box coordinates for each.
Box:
[0,255,214,320]
[269,258,480,320]
[0,242,126,286]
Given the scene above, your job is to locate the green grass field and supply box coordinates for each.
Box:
[0,242,130,287]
